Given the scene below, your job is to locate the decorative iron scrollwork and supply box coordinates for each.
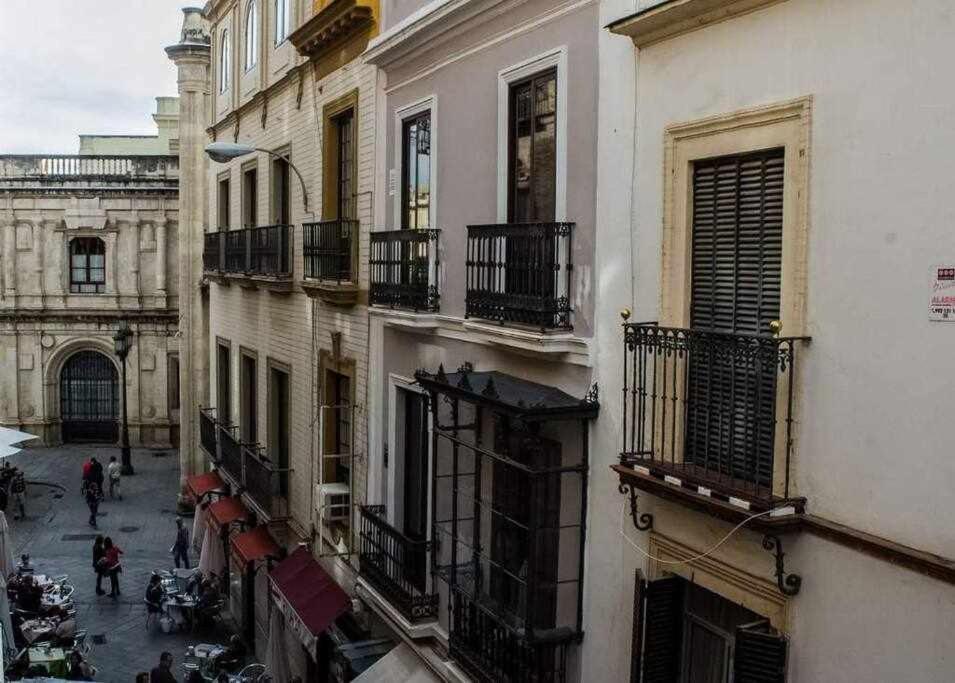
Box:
[762,534,802,596]
[618,481,653,531]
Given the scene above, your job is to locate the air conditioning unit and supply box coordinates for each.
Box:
[315,483,350,522]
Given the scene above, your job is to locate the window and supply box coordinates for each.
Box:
[322,93,358,223]
[219,29,231,92]
[245,1,258,70]
[268,364,290,496]
[335,112,355,220]
[274,0,292,44]
[218,177,231,229]
[240,352,257,443]
[271,155,290,224]
[167,354,181,412]
[217,342,232,426]
[507,69,557,222]
[69,237,106,293]
[400,389,429,590]
[242,166,258,228]
[401,111,431,230]
[325,371,351,485]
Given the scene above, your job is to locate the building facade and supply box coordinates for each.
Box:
[0,153,180,448]
[590,1,955,682]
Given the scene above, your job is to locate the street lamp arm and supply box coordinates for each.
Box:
[251,148,312,217]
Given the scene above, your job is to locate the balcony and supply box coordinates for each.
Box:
[358,505,438,623]
[465,222,574,331]
[615,323,810,527]
[302,219,359,305]
[214,424,289,520]
[217,424,242,483]
[199,407,218,459]
[203,225,293,291]
[369,229,440,312]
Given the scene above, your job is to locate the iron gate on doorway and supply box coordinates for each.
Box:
[60,351,119,443]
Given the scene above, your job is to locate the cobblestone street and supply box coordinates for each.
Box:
[7,445,229,682]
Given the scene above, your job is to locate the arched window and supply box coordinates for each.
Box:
[245,1,258,71]
[69,237,106,293]
[274,0,291,45]
[219,29,231,92]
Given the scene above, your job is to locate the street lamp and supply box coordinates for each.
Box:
[112,321,134,475]
[204,142,311,214]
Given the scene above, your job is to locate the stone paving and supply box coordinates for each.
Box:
[6,445,230,682]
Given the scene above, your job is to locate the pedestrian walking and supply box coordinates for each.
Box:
[103,537,123,598]
[11,470,26,519]
[150,651,177,683]
[106,456,122,500]
[172,517,190,569]
[92,535,106,596]
[89,457,104,490]
[81,458,93,497]
[85,482,102,528]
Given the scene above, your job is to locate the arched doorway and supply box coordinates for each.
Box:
[60,350,118,443]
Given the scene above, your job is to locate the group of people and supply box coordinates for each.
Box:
[81,456,122,528]
[91,535,123,598]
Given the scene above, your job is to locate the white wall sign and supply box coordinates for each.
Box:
[929,265,955,321]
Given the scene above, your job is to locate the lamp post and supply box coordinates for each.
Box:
[113,321,134,475]
[204,142,312,215]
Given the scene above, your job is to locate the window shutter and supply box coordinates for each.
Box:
[733,622,789,683]
[632,575,684,683]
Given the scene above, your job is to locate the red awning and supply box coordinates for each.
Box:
[232,525,281,564]
[270,547,350,653]
[186,471,224,500]
[209,496,247,528]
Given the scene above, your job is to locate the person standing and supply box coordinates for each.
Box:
[150,652,177,683]
[89,458,104,491]
[81,458,93,497]
[172,517,190,569]
[92,535,106,596]
[85,481,102,528]
[11,470,26,519]
[106,456,122,500]
[103,537,123,598]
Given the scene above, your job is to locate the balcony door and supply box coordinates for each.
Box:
[400,389,429,592]
[400,111,432,290]
[268,364,289,496]
[685,148,784,487]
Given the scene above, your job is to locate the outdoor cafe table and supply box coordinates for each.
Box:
[26,644,69,677]
[21,617,58,644]
[163,593,198,631]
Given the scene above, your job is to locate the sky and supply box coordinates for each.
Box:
[0,1,187,154]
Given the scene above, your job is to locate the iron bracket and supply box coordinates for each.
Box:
[618,481,653,532]
[762,534,802,596]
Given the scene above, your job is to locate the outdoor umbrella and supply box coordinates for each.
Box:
[191,502,207,554]
[198,525,225,576]
[266,605,290,683]
[0,427,37,451]
[0,573,14,655]
[0,513,14,578]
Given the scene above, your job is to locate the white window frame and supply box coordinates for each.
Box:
[495,46,568,222]
[219,29,231,93]
[245,0,258,71]
[274,0,292,45]
[393,95,438,230]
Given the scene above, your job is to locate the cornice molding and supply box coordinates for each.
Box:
[290,0,375,62]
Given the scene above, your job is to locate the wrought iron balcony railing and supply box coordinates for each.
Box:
[465,222,573,331]
[243,445,289,519]
[369,229,440,311]
[620,323,810,507]
[303,219,358,283]
[224,230,247,273]
[199,407,218,458]
[203,233,223,272]
[204,226,292,278]
[449,588,574,683]
[358,505,438,623]
[217,424,242,483]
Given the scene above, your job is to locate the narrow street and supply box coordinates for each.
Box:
[7,446,227,682]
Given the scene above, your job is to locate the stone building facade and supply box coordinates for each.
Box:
[0,154,180,448]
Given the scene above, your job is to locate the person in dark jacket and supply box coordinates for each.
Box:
[150,652,177,683]
[92,535,106,595]
[89,458,104,490]
[103,537,123,598]
[85,482,102,528]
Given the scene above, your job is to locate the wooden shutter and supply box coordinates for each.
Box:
[733,622,789,682]
[631,574,684,683]
[686,148,784,486]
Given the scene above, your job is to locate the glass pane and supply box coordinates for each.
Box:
[71,255,85,268]
[89,254,105,268]
[511,82,533,222]
[90,269,105,283]
[71,269,86,283]
[532,75,557,221]
[685,621,728,683]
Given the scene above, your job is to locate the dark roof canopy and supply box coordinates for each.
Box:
[415,365,599,421]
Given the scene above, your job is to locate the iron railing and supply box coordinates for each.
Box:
[620,323,810,505]
[358,505,438,623]
[369,229,440,311]
[199,407,218,458]
[449,588,573,683]
[224,230,247,273]
[203,233,223,272]
[243,446,289,518]
[303,220,358,283]
[218,425,242,483]
[248,224,292,276]
[465,222,573,331]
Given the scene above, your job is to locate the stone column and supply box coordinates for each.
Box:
[156,219,168,296]
[3,222,16,306]
[167,8,211,478]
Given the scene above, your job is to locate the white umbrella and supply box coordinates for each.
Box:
[198,527,225,576]
[0,428,36,449]
[266,606,290,683]
[0,573,13,657]
[0,514,13,579]
[191,503,207,554]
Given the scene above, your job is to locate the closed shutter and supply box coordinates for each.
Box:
[631,574,684,683]
[685,149,784,486]
[733,622,789,682]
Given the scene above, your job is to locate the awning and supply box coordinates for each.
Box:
[186,471,225,500]
[352,643,441,682]
[232,525,282,564]
[209,496,247,528]
[270,547,350,653]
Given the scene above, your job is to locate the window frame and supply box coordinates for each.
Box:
[274,0,292,45]
[219,28,231,93]
[240,348,258,444]
[322,91,359,222]
[217,173,232,230]
[267,359,291,497]
[394,96,437,230]
[270,148,291,225]
[68,237,106,294]
[244,0,259,71]
[496,47,567,223]
[216,339,232,427]
[506,68,558,223]
[241,161,258,229]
